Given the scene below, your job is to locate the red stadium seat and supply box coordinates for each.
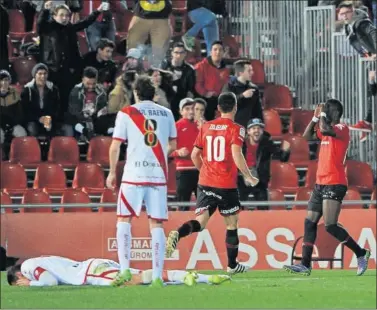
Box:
[22,189,52,213]
[371,188,376,209]
[304,160,318,188]
[99,188,118,212]
[285,135,310,168]
[7,36,15,60]
[9,137,41,168]
[8,10,27,40]
[343,188,363,209]
[77,32,89,56]
[21,32,38,45]
[86,136,112,167]
[293,187,312,210]
[48,137,79,169]
[1,163,27,195]
[116,161,125,189]
[1,192,13,214]
[269,161,299,194]
[33,163,67,194]
[250,59,266,85]
[289,109,315,136]
[61,189,92,212]
[346,160,374,193]
[263,85,294,115]
[172,0,186,11]
[223,35,240,58]
[263,109,283,140]
[10,56,36,86]
[168,159,177,197]
[268,189,286,210]
[72,163,105,194]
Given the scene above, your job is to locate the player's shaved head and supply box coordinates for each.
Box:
[324,99,343,123]
[133,75,156,101]
[7,264,21,285]
[218,92,237,113]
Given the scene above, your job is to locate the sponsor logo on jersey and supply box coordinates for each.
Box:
[239,127,246,138]
[107,238,179,261]
[134,161,162,168]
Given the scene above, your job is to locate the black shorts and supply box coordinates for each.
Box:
[308,184,348,213]
[195,185,241,217]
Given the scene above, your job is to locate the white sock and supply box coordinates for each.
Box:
[166,270,210,284]
[116,222,131,272]
[151,227,165,280]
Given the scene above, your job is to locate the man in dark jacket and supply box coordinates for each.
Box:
[0,4,9,71]
[238,118,291,210]
[21,63,63,137]
[161,42,196,120]
[223,60,263,129]
[37,0,104,112]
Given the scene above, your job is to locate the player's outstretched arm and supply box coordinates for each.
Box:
[106,140,122,189]
[231,145,259,186]
[191,146,203,170]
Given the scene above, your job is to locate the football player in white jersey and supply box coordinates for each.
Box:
[7,256,230,287]
[106,76,177,287]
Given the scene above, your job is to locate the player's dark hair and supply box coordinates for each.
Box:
[133,75,156,101]
[234,60,251,75]
[325,98,344,122]
[7,264,21,285]
[83,66,98,79]
[211,40,224,49]
[172,42,186,50]
[218,92,237,113]
[338,1,354,9]
[97,38,115,51]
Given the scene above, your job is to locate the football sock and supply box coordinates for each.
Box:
[116,222,132,272]
[326,224,366,257]
[177,220,201,239]
[226,229,239,269]
[301,219,318,268]
[151,227,165,280]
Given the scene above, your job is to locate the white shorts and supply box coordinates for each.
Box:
[117,183,168,221]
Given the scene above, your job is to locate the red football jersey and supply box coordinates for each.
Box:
[194,118,245,189]
[316,123,350,186]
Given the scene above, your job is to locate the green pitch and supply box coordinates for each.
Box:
[1,270,376,309]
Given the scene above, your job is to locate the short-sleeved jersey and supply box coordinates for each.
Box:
[21,256,95,285]
[113,101,177,185]
[194,117,245,189]
[316,123,350,185]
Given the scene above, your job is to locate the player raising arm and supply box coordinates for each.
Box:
[106,76,177,288]
[284,99,370,276]
[7,256,230,287]
[165,92,259,274]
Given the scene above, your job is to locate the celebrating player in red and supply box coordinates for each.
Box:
[165,92,259,274]
[284,99,371,276]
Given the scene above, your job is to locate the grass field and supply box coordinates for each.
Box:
[1,270,376,309]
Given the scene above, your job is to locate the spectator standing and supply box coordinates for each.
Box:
[223,60,263,129]
[37,1,104,112]
[82,38,117,91]
[127,0,172,66]
[65,67,109,140]
[170,98,199,207]
[0,3,9,71]
[238,118,290,210]
[20,63,66,137]
[0,70,27,144]
[182,0,220,55]
[161,42,196,120]
[194,41,230,120]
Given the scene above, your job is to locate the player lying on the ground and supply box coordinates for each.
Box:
[7,256,230,287]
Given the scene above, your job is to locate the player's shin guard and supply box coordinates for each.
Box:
[116,222,132,272]
[177,220,201,239]
[301,219,318,268]
[226,229,239,269]
[151,227,165,281]
[326,224,366,257]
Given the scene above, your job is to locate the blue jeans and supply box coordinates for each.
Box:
[85,20,116,51]
[186,7,219,55]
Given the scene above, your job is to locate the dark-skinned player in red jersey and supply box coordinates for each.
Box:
[165,92,259,274]
[284,99,371,276]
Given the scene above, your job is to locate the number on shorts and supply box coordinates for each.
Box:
[144,119,158,147]
[206,135,225,162]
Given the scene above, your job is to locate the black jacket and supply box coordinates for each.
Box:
[82,51,117,85]
[0,4,9,70]
[20,79,62,125]
[243,132,290,186]
[223,77,263,129]
[0,87,24,127]
[37,9,100,71]
[346,9,377,55]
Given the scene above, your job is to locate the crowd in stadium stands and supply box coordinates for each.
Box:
[0,0,376,211]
